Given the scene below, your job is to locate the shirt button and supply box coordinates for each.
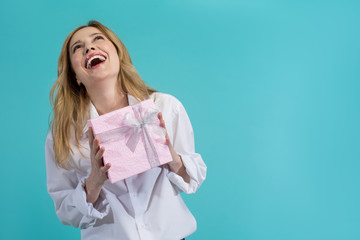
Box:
[132,193,138,197]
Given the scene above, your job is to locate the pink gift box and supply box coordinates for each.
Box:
[87,99,172,183]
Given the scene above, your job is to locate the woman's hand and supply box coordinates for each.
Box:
[85,127,111,205]
[158,112,190,183]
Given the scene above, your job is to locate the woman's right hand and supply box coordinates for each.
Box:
[84,127,111,205]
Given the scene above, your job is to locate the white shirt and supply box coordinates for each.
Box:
[45,92,207,240]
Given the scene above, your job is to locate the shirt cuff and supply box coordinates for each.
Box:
[167,154,199,194]
[75,177,111,228]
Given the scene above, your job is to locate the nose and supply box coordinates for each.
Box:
[86,47,95,54]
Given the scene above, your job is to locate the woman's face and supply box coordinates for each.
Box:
[69,27,120,89]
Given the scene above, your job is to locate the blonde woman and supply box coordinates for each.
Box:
[45,20,206,240]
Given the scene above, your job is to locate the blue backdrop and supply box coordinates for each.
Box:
[1,0,359,239]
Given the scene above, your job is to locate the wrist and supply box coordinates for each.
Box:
[85,177,102,204]
[168,155,182,171]
[168,155,191,183]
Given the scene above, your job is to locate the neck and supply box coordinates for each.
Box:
[86,80,128,115]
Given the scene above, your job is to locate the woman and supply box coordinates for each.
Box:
[45,20,206,240]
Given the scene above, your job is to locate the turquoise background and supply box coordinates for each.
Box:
[1,0,359,239]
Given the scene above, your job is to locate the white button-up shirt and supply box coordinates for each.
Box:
[45,92,207,240]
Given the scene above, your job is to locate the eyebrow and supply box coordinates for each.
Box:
[70,32,103,51]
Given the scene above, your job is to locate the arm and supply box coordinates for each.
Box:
[158,112,190,183]
[45,133,110,229]
[160,97,207,194]
[84,127,111,205]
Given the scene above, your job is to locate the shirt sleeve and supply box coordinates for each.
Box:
[166,99,207,194]
[45,134,110,229]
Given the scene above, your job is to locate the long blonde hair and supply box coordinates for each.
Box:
[50,20,156,169]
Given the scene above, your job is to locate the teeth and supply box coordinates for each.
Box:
[86,55,106,69]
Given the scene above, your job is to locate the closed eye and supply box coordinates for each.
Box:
[94,35,104,41]
[73,45,82,53]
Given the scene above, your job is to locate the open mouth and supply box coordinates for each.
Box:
[85,54,107,69]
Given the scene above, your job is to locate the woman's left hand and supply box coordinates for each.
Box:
[158,112,190,183]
